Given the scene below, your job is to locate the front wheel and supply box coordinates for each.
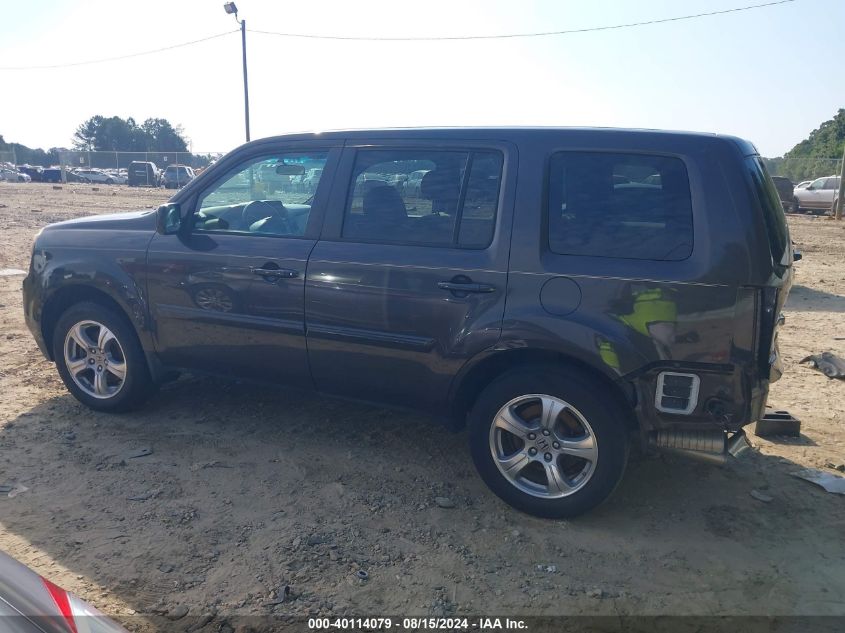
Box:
[53,302,154,412]
[468,367,629,518]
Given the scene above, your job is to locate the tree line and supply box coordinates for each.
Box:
[1,114,194,167]
[764,108,844,182]
[72,115,188,153]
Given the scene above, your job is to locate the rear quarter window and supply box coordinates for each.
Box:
[745,157,788,266]
[547,152,693,261]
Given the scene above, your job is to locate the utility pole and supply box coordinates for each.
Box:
[224,3,250,142]
[835,142,844,221]
[240,17,250,142]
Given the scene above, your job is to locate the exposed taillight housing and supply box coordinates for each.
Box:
[655,372,700,415]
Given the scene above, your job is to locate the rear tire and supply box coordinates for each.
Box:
[468,366,629,518]
[52,302,154,412]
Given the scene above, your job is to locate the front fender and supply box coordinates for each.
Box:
[27,244,154,356]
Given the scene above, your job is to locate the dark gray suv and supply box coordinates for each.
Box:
[22,128,793,517]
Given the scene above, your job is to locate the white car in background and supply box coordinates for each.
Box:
[104,169,127,184]
[73,168,120,184]
[793,175,840,214]
[0,167,31,182]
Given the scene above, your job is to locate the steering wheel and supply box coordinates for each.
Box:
[240,200,290,232]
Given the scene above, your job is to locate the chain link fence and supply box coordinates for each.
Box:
[30,150,225,185]
[57,150,222,171]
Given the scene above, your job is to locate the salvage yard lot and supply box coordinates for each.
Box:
[0,182,844,630]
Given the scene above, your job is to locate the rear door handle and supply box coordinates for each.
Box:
[251,266,299,279]
[437,281,496,294]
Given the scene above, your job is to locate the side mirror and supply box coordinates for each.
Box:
[156,203,183,235]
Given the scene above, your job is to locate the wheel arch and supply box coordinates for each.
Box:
[449,347,638,431]
[41,285,142,362]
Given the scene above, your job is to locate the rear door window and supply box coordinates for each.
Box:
[341,149,503,248]
[547,152,693,261]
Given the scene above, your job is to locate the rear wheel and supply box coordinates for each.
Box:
[53,302,154,412]
[468,367,629,518]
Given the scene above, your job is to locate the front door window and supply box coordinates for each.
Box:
[194,153,329,237]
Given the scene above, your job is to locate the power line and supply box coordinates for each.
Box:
[249,0,797,41]
[0,30,238,71]
[0,0,798,71]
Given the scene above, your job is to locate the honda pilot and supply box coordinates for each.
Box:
[22,128,793,518]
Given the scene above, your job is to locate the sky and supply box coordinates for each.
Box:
[0,0,842,157]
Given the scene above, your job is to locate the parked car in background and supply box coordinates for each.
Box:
[23,127,794,518]
[0,167,30,182]
[127,161,160,187]
[769,176,794,212]
[0,549,127,632]
[302,167,323,193]
[41,167,62,183]
[403,169,430,197]
[66,170,90,183]
[74,168,121,184]
[793,175,840,214]
[161,164,195,189]
[16,164,43,182]
[104,169,127,184]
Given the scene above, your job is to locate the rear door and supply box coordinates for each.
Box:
[146,142,340,385]
[305,139,516,413]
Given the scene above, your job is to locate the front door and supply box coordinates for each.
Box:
[305,141,516,413]
[146,145,339,385]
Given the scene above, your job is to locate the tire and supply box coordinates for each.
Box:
[52,302,154,412]
[792,198,802,214]
[106,178,114,185]
[468,366,629,518]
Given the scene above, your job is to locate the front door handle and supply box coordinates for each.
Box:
[251,266,299,279]
[437,281,496,294]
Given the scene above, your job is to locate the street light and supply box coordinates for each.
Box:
[223,2,250,142]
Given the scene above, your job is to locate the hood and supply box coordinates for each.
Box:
[43,209,157,232]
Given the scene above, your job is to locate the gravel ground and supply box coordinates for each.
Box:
[0,182,843,631]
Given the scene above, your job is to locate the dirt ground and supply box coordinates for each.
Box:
[0,182,843,631]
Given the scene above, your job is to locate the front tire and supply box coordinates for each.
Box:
[468,366,629,518]
[53,302,154,412]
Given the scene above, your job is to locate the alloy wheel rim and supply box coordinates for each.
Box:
[489,394,598,499]
[63,320,127,399]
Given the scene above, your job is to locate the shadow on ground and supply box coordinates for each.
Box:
[2,376,845,632]
[787,284,845,313]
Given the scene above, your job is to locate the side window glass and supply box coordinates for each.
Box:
[809,178,825,190]
[547,152,693,261]
[195,152,329,237]
[342,149,502,248]
[458,152,503,247]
